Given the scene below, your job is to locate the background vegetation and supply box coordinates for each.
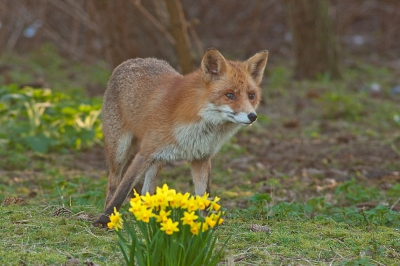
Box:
[0,0,399,265]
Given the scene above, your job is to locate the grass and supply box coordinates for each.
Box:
[0,46,399,265]
[222,216,399,265]
[1,204,118,265]
[1,190,399,265]
[0,43,110,91]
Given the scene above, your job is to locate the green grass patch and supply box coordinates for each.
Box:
[0,43,110,91]
[0,204,119,265]
[1,201,398,265]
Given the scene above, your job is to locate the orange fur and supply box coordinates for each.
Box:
[93,48,269,227]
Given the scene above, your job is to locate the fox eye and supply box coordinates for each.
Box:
[249,93,255,100]
[226,93,236,100]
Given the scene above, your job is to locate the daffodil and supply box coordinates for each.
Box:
[156,183,170,194]
[208,196,221,211]
[190,222,201,235]
[160,218,179,235]
[156,183,176,198]
[141,192,155,208]
[187,196,199,212]
[211,212,224,225]
[130,189,141,204]
[181,211,198,226]
[156,209,171,223]
[153,191,169,209]
[111,184,227,265]
[179,192,191,209]
[205,216,216,228]
[107,207,123,231]
[196,193,211,210]
[169,192,182,208]
[129,198,143,214]
[135,206,155,223]
[201,222,209,232]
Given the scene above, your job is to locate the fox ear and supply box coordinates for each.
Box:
[245,50,269,85]
[201,48,227,83]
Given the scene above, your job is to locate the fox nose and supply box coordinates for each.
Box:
[248,112,257,122]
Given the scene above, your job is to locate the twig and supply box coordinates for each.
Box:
[85,227,101,239]
[129,0,175,45]
[41,23,98,62]
[390,197,400,211]
[188,19,204,56]
[329,246,344,259]
[47,0,100,33]
[6,19,24,50]
[370,258,387,266]
[71,211,85,217]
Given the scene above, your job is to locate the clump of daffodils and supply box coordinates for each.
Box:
[108,184,227,266]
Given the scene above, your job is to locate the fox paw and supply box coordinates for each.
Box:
[92,214,110,228]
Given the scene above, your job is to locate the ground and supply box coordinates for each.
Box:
[0,49,399,265]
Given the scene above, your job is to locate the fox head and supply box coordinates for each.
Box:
[200,48,268,126]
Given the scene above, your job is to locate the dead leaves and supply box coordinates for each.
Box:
[1,197,27,205]
[249,224,271,233]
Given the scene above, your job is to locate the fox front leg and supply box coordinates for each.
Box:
[93,153,151,227]
[141,161,164,195]
[190,157,212,196]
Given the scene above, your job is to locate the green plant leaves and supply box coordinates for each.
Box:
[0,85,102,154]
[319,91,364,121]
[25,133,52,153]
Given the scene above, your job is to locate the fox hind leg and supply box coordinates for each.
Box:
[104,132,137,207]
[94,152,152,227]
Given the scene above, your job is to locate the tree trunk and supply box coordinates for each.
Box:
[164,0,193,74]
[286,0,340,80]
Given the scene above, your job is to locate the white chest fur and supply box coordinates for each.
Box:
[153,120,239,162]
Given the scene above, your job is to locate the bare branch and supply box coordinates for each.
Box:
[129,0,175,45]
[187,19,204,57]
[41,22,97,62]
[47,0,100,33]
[6,20,24,50]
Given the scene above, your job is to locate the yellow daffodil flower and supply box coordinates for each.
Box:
[211,212,224,225]
[134,206,155,223]
[201,222,209,232]
[190,222,201,235]
[169,192,182,208]
[196,193,211,210]
[130,189,141,204]
[153,192,169,209]
[156,209,171,223]
[156,183,176,197]
[107,207,123,231]
[129,198,143,214]
[187,197,199,212]
[141,192,155,208]
[208,196,221,211]
[180,211,198,226]
[156,183,170,194]
[196,196,206,210]
[205,216,216,228]
[160,218,179,235]
[179,192,191,209]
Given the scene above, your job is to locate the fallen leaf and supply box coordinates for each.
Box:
[249,224,271,233]
[2,197,27,205]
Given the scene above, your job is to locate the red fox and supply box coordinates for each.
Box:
[93,48,268,226]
